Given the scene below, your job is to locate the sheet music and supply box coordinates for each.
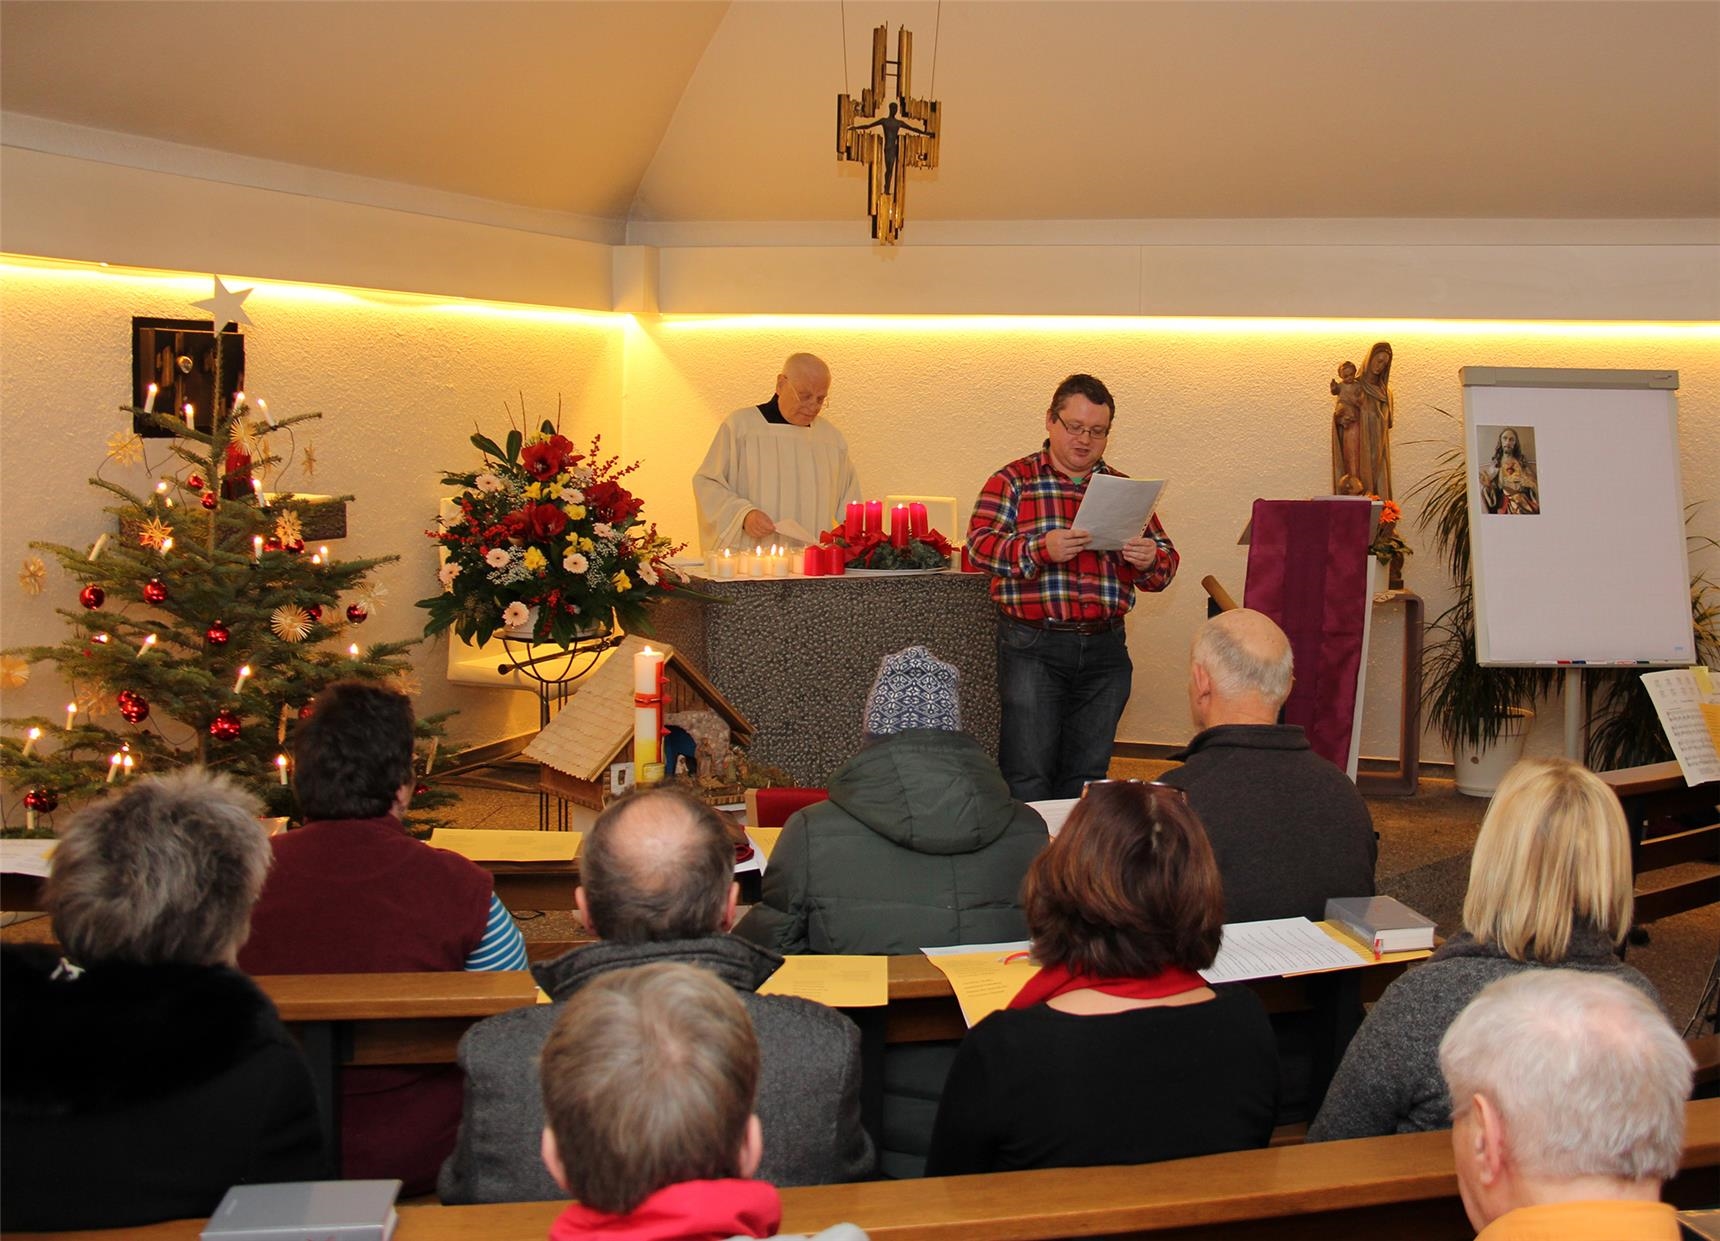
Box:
[1069,475,1166,551]
[1200,918,1366,984]
[1641,669,1720,786]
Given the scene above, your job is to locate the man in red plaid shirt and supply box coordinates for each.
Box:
[966,374,1178,799]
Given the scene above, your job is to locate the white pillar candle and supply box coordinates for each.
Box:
[121,752,134,779]
[25,808,36,831]
[425,738,439,775]
[252,536,264,562]
[348,644,360,658]
[65,703,77,732]
[183,402,195,430]
[106,753,122,784]
[276,754,289,786]
[138,634,157,657]
[87,534,108,562]
[634,646,664,695]
[144,383,158,414]
[233,665,251,695]
[259,398,274,427]
[22,727,41,757]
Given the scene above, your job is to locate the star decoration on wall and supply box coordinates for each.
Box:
[106,431,144,466]
[17,556,47,595]
[301,442,318,478]
[136,516,174,550]
[191,275,254,329]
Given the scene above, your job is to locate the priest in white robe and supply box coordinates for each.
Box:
[693,353,862,555]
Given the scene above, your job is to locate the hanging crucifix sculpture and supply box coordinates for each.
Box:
[837,24,941,244]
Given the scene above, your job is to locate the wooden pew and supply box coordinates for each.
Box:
[1601,760,1720,926]
[14,1097,1718,1241]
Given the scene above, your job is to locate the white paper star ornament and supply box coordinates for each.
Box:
[191,275,253,329]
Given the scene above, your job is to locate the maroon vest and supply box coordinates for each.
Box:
[238,816,494,1193]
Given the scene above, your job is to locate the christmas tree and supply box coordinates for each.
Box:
[2,277,455,833]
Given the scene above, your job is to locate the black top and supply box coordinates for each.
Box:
[924,985,1280,1176]
[757,394,791,425]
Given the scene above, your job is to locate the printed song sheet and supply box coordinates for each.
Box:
[0,838,54,877]
[1026,798,1078,838]
[1069,474,1166,551]
[427,829,580,863]
[1200,918,1369,984]
[1641,668,1720,786]
[757,955,888,1007]
[922,941,1038,1027]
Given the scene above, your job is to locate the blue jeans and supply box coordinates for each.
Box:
[994,616,1133,800]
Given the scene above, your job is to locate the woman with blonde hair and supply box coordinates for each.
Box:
[1308,756,1657,1141]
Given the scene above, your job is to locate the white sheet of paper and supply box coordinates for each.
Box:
[922,940,1031,957]
[1027,798,1078,838]
[772,517,819,547]
[0,838,55,877]
[1641,668,1720,786]
[1200,917,1366,984]
[1069,474,1166,551]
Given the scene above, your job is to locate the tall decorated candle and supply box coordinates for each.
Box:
[633,645,666,779]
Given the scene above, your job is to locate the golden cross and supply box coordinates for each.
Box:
[837,25,941,244]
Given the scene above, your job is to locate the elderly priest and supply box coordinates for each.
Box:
[693,352,861,553]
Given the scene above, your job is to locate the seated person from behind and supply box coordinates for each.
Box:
[238,680,525,1195]
[1158,608,1376,922]
[1,770,324,1232]
[733,645,1047,1177]
[539,962,867,1241]
[1309,757,1660,1142]
[1438,970,1696,1241]
[925,781,1279,1176]
[440,787,872,1203]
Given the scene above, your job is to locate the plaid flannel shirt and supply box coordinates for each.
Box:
[966,450,1177,623]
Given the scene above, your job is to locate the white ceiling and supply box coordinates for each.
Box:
[3,0,1717,232]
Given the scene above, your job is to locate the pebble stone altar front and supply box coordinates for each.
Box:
[650,570,999,785]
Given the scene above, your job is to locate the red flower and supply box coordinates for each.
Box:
[586,479,642,523]
[521,435,575,481]
[502,510,530,539]
[526,502,569,540]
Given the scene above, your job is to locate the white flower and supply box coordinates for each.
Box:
[438,562,461,590]
[485,548,511,569]
[560,487,584,504]
[568,466,594,486]
[563,551,590,573]
[475,472,503,493]
[638,563,659,587]
[502,601,531,628]
[592,522,616,540]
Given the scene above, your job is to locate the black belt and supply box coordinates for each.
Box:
[1008,615,1123,635]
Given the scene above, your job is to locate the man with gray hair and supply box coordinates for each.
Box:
[693,352,862,554]
[440,788,873,1203]
[1439,970,1695,1239]
[1159,608,1376,923]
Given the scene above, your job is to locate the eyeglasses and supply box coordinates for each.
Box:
[786,382,831,411]
[1080,778,1186,803]
[1052,413,1110,441]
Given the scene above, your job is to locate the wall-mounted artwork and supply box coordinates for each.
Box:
[131,317,245,437]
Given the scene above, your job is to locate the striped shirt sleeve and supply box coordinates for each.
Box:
[463,892,528,972]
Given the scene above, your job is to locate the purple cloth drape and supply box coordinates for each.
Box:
[1243,500,1373,771]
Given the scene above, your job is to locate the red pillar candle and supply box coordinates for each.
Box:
[844,501,865,542]
[889,504,910,549]
[909,502,929,539]
[864,500,884,536]
[960,547,974,572]
[802,546,827,576]
[827,545,847,575]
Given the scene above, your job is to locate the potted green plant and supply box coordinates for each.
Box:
[1409,440,1557,796]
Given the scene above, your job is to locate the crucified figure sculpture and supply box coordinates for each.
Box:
[849,102,930,196]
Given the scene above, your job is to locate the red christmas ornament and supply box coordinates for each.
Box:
[209,709,242,740]
[185,473,205,491]
[263,536,284,553]
[201,491,218,510]
[78,584,106,610]
[23,788,58,813]
[303,604,323,623]
[142,578,169,605]
[285,539,305,556]
[116,689,150,724]
[298,703,315,720]
[345,603,369,624]
[205,620,231,647]
[414,782,430,797]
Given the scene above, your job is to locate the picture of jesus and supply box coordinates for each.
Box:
[1477,425,1541,515]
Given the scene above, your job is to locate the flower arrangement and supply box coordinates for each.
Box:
[1369,497,1412,566]
[418,420,684,648]
[818,524,954,570]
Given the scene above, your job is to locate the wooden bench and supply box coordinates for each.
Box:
[14,1097,1717,1241]
[1600,760,1720,927]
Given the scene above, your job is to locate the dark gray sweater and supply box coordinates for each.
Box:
[1306,926,1659,1141]
[437,935,874,1202]
[1159,724,1377,924]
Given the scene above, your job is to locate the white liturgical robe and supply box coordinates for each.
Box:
[693,406,862,555]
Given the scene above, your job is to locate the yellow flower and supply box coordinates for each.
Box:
[522,547,547,571]
[523,482,543,501]
[579,536,595,553]
[612,571,632,593]
[563,504,587,520]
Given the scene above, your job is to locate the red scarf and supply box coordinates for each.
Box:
[1008,962,1207,1010]
[548,1178,780,1241]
